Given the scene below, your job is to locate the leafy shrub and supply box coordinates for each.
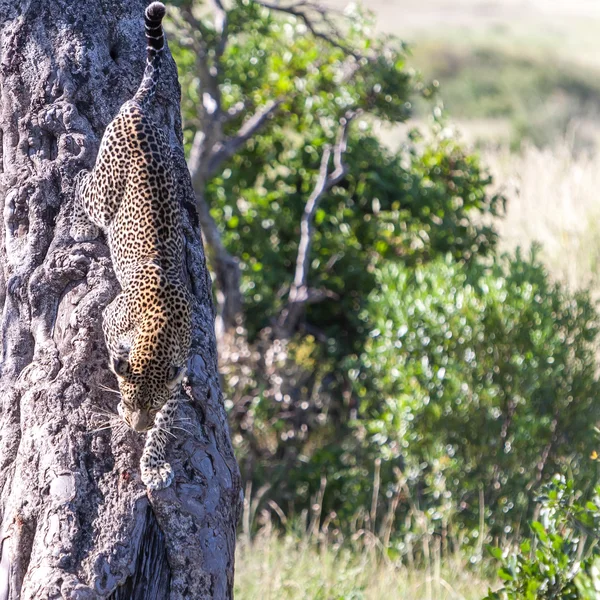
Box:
[206,122,502,344]
[171,2,502,342]
[344,251,600,537]
[485,475,600,600]
[223,123,504,519]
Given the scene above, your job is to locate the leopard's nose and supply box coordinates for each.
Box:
[130,410,153,432]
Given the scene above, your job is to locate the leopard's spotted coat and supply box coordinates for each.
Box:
[71,1,191,490]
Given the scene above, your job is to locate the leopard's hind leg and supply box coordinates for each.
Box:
[70,170,99,242]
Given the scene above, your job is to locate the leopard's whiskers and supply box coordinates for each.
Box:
[97,382,120,395]
[171,424,194,436]
[155,425,176,439]
[89,421,119,434]
[91,407,119,418]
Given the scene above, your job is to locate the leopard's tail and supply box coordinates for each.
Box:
[133,2,166,107]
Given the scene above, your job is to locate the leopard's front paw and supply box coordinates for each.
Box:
[70,222,99,242]
[141,460,174,490]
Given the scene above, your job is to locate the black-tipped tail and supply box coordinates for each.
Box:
[133,2,166,107]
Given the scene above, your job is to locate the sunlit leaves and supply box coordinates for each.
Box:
[486,476,600,600]
[349,252,600,534]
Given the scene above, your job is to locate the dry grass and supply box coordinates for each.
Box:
[235,476,497,600]
[235,531,492,600]
[484,139,600,294]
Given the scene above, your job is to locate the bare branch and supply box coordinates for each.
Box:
[328,110,355,183]
[210,0,229,59]
[276,113,356,336]
[186,129,243,333]
[254,0,364,61]
[177,5,225,186]
[194,189,244,335]
[291,143,332,295]
[206,99,283,177]
[176,6,238,334]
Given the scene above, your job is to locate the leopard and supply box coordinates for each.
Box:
[70,1,192,490]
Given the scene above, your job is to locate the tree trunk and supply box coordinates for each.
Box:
[0,1,241,598]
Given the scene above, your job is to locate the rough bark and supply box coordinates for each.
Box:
[0,1,241,599]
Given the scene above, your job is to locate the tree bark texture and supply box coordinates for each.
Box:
[0,1,241,598]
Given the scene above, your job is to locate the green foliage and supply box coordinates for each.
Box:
[211,124,501,344]
[217,119,505,528]
[485,476,600,600]
[345,251,600,535]
[169,2,501,342]
[169,0,600,562]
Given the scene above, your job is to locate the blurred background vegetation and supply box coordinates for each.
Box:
[167,0,600,597]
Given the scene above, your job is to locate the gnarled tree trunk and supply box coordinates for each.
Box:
[0,1,241,598]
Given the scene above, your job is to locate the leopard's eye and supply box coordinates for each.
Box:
[166,365,185,389]
[112,356,131,378]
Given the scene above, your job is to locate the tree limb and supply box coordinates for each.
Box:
[186,98,282,334]
[178,6,225,185]
[254,0,364,61]
[206,99,283,178]
[276,112,355,336]
[210,0,229,59]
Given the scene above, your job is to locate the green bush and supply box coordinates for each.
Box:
[344,251,600,537]
[212,125,500,345]
[173,1,504,525]
[485,475,600,600]
[171,2,502,343]
[224,126,503,519]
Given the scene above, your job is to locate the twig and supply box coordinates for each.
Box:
[254,0,364,61]
[210,0,229,59]
[276,112,356,336]
[206,99,283,177]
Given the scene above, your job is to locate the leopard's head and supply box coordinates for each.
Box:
[112,356,186,432]
[110,311,191,432]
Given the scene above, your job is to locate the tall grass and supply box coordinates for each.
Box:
[485,140,600,294]
[235,476,496,600]
[235,531,491,600]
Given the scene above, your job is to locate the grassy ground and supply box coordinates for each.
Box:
[235,532,492,600]
[325,0,600,149]
[412,42,600,149]
[327,0,600,46]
